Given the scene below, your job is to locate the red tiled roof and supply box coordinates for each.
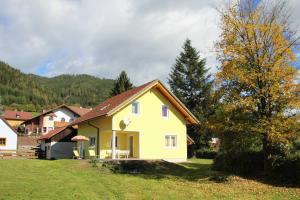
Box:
[70,80,157,125]
[3,110,32,120]
[67,106,91,116]
[38,126,67,140]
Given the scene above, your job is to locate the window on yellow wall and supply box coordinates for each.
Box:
[0,138,6,146]
[132,102,140,114]
[165,135,177,148]
[162,105,169,118]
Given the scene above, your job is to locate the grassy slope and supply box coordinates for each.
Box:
[0,159,298,200]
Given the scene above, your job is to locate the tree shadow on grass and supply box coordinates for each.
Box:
[99,160,227,182]
[96,160,299,187]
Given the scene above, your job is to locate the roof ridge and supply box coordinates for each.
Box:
[70,79,158,126]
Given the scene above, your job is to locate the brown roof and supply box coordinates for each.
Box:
[70,79,199,126]
[3,110,32,121]
[70,80,157,125]
[67,106,91,116]
[38,126,67,140]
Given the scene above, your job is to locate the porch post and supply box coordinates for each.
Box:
[112,130,116,159]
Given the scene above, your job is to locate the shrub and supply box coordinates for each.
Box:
[214,151,300,184]
[195,149,217,159]
[213,151,264,176]
[268,153,300,184]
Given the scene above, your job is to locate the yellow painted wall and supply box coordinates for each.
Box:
[77,88,188,161]
[112,88,187,161]
[77,116,112,158]
[6,119,23,128]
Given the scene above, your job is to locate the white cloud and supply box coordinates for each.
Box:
[0,0,223,85]
[0,0,298,85]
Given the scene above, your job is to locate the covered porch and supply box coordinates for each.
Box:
[81,130,140,159]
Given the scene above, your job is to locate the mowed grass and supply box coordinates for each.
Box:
[0,159,299,200]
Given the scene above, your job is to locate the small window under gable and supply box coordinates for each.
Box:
[162,105,169,118]
[132,102,140,114]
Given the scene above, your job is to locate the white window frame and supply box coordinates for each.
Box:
[162,105,169,118]
[165,135,177,148]
[132,102,140,115]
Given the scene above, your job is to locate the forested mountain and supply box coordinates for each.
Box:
[0,61,114,112]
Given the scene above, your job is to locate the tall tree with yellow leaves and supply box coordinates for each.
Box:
[215,0,299,174]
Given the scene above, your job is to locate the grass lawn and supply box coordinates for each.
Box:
[0,159,299,200]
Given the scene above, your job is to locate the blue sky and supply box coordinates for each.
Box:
[0,0,299,84]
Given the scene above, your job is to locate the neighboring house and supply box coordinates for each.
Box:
[70,79,199,162]
[0,117,17,154]
[23,105,90,135]
[3,110,32,128]
[38,126,77,159]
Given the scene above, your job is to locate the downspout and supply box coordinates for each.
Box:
[87,122,100,155]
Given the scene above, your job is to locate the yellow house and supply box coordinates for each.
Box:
[71,80,198,162]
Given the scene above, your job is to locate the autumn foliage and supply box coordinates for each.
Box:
[215,0,299,175]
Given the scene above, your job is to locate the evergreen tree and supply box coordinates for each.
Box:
[110,71,133,97]
[0,96,3,115]
[168,39,214,154]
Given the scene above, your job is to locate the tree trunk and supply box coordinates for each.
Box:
[262,135,270,176]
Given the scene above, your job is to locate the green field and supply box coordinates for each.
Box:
[0,159,298,200]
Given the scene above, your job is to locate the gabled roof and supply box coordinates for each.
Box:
[38,126,67,140]
[3,110,32,121]
[70,79,199,126]
[67,106,91,116]
[24,105,90,123]
[0,117,18,135]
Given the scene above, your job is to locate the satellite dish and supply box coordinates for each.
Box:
[123,117,131,126]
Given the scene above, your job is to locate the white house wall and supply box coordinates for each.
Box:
[53,108,77,123]
[42,107,78,134]
[0,119,17,151]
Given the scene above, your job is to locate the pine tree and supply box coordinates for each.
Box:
[0,96,3,115]
[168,39,214,153]
[110,71,133,97]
